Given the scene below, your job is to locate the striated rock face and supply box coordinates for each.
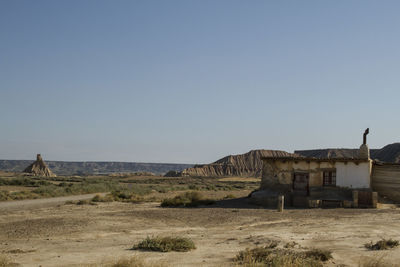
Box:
[181,150,298,178]
[23,154,56,177]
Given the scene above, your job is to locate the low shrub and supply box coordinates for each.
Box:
[161,191,215,207]
[304,248,333,261]
[284,241,298,249]
[365,239,400,250]
[110,190,144,203]
[133,236,196,252]
[235,247,332,267]
[91,194,114,202]
[188,184,199,190]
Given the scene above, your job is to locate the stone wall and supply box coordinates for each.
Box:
[371,164,400,202]
[261,160,336,190]
[261,159,371,190]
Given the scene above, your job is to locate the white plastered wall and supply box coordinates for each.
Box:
[335,161,372,188]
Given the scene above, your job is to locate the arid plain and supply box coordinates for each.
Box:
[0,174,399,267]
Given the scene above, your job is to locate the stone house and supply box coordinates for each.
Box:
[256,129,377,208]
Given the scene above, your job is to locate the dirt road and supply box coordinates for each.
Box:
[0,193,106,212]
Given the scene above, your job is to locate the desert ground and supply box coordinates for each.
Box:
[0,175,400,266]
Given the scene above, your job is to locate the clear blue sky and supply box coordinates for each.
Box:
[1,1,399,163]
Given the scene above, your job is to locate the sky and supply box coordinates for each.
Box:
[1,0,400,164]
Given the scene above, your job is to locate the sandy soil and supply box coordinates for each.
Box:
[0,193,107,212]
[1,197,400,267]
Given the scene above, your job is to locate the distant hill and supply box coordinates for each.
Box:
[0,160,193,176]
[181,150,298,177]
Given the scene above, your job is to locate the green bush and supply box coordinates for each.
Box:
[133,236,195,252]
[161,191,215,207]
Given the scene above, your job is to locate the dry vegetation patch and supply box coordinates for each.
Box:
[133,236,196,252]
[161,191,215,207]
[365,239,400,250]
[235,247,332,267]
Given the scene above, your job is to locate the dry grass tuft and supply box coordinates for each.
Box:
[161,191,215,207]
[283,241,298,249]
[365,239,400,250]
[133,236,196,252]
[304,248,333,261]
[91,194,114,202]
[235,247,332,267]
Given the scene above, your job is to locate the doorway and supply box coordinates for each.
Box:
[293,172,309,196]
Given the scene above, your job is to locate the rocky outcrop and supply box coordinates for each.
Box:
[181,150,299,178]
[23,154,56,177]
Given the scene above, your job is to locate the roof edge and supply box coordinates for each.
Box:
[260,157,370,163]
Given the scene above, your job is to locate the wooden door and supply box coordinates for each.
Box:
[293,172,309,196]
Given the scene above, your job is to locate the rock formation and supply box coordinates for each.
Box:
[181,150,299,178]
[23,154,56,177]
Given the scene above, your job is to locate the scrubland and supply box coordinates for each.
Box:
[0,173,400,266]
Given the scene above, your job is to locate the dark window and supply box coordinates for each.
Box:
[323,170,336,186]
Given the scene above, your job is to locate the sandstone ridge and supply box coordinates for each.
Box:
[181,150,298,178]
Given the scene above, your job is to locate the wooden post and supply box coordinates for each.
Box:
[372,192,378,208]
[352,191,358,208]
[277,195,284,212]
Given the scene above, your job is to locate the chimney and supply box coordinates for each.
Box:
[359,128,370,159]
